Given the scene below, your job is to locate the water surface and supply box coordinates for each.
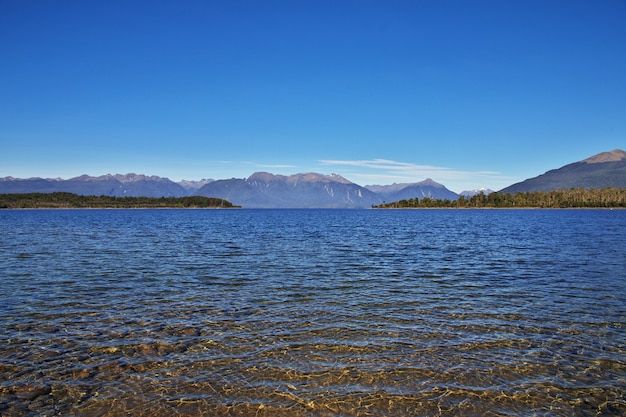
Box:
[1,209,624,416]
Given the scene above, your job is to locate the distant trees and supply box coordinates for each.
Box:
[373,188,626,209]
[3,189,624,209]
[0,193,239,209]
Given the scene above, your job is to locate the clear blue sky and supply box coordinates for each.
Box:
[1,0,624,192]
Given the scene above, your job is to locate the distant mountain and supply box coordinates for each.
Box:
[109,174,188,197]
[178,179,214,193]
[195,172,383,208]
[2,172,465,207]
[460,188,495,197]
[500,149,626,193]
[0,174,187,197]
[365,178,459,202]
[0,177,63,194]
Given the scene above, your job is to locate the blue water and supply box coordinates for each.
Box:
[1,209,624,416]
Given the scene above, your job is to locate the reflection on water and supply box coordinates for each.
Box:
[1,209,624,416]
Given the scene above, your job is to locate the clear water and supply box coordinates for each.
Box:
[1,209,624,416]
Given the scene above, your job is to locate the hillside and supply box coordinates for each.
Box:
[500,149,626,193]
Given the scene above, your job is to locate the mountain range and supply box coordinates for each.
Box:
[0,174,211,198]
[0,172,459,208]
[1,149,624,207]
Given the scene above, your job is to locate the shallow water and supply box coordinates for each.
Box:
[1,209,624,416]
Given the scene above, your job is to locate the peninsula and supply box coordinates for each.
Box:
[0,193,239,209]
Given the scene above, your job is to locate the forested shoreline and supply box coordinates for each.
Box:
[374,188,626,209]
[0,192,239,209]
[2,188,626,209]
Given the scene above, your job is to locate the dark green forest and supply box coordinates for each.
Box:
[374,188,626,209]
[0,193,239,209]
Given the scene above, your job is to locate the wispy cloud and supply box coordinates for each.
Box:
[216,158,515,191]
[319,159,513,190]
[321,159,452,175]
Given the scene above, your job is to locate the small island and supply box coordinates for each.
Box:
[373,187,626,209]
[0,192,240,209]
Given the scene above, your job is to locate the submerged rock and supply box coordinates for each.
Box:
[13,384,52,400]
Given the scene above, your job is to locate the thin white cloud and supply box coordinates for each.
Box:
[319,158,514,190]
[214,158,516,191]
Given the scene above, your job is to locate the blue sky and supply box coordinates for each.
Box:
[1,0,624,192]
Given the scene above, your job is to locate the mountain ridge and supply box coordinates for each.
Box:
[3,149,625,206]
[0,173,188,197]
[583,149,626,164]
[196,172,383,208]
[500,149,626,193]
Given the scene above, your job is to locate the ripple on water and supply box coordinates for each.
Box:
[0,209,624,416]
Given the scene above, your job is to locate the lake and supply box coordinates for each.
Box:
[1,209,624,416]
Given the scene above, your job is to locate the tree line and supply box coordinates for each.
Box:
[374,188,626,209]
[0,192,239,209]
